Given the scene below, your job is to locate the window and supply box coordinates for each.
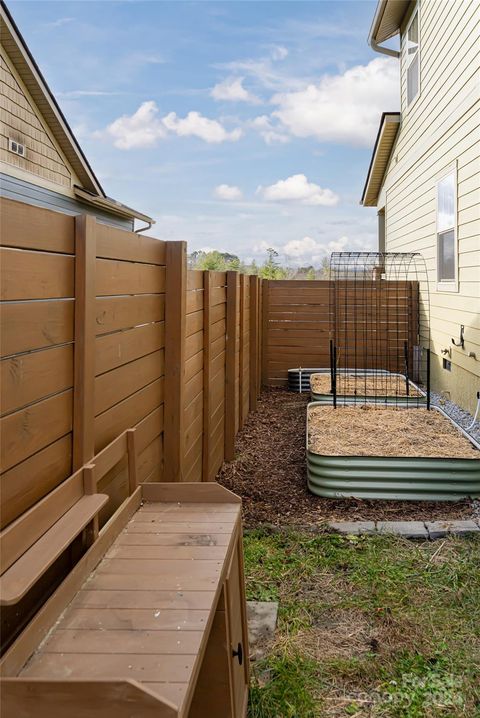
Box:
[406,9,420,106]
[437,171,457,286]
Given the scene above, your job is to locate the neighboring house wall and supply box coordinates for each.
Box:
[0,47,133,230]
[378,0,480,414]
[0,46,75,192]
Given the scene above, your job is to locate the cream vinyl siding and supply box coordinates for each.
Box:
[380,0,480,412]
[0,47,75,191]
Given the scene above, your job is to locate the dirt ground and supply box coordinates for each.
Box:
[217,388,475,527]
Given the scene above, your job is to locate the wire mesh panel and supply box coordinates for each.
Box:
[328,251,430,408]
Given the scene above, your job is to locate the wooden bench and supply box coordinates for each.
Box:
[0,430,249,717]
[0,465,108,606]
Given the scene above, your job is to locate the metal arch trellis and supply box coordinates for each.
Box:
[328,251,431,409]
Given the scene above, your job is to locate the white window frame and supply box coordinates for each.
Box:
[405,4,420,109]
[436,164,458,293]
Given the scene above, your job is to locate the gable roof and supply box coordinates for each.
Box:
[361,112,400,207]
[0,1,153,224]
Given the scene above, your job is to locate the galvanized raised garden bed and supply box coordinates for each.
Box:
[306,404,480,501]
[309,372,427,406]
[288,367,389,394]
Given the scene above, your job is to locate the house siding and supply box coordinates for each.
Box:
[380,0,480,414]
[0,173,134,231]
[0,47,74,191]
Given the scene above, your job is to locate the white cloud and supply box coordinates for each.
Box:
[103,101,167,149]
[213,184,243,201]
[327,235,349,252]
[271,45,289,61]
[211,77,260,104]
[43,17,74,29]
[163,111,243,143]
[283,236,324,258]
[258,174,339,206]
[250,115,289,145]
[281,235,351,265]
[101,102,242,148]
[272,57,399,147]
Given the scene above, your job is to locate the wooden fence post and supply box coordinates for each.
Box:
[238,273,246,429]
[225,271,239,461]
[202,270,212,481]
[73,214,96,470]
[163,241,187,482]
[261,279,269,387]
[249,274,259,411]
[257,278,262,394]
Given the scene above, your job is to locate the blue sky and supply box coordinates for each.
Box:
[10,0,400,264]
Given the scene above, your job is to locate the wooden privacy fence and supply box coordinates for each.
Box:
[262,279,419,386]
[0,198,262,532]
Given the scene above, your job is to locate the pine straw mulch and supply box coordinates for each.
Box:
[217,387,475,528]
[310,373,423,397]
[308,404,480,458]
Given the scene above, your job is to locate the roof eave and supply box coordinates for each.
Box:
[368,0,412,46]
[361,112,401,207]
[73,186,155,225]
[0,1,105,196]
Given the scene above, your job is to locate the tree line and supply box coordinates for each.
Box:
[188,248,330,280]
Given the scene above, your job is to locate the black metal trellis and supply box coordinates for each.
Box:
[328,251,430,408]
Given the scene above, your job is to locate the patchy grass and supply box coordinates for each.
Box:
[244,529,480,717]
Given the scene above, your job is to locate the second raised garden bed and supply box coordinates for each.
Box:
[310,372,426,406]
[307,404,480,501]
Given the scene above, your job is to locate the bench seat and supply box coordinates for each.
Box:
[0,494,108,606]
[1,483,249,718]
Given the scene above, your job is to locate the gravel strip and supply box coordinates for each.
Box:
[430,390,480,443]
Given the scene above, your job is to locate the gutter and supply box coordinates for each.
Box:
[370,38,399,58]
[368,0,401,58]
[74,186,155,226]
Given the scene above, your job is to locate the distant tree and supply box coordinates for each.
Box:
[306,267,316,280]
[260,248,287,280]
[247,259,259,275]
[319,256,331,279]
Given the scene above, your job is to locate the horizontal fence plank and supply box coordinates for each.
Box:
[185,349,203,383]
[94,350,164,417]
[95,259,166,296]
[1,344,74,416]
[95,295,165,335]
[0,248,74,300]
[209,271,227,286]
[0,300,74,357]
[0,434,72,529]
[210,302,226,324]
[95,322,164,376]
[95,224,166,265]
[186,310,203,338]
[0,197,75,254]
[94,378,164,453]
[1,389,73,472]
[186,290,203,313]
[185,329,203,360]
[187,271,204,290]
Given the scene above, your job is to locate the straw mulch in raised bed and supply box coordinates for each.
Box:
[308,405,479,458]
[310,373,423,397]
[216,388,476,528]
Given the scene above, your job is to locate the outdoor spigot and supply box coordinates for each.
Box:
[451,325,465,349]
